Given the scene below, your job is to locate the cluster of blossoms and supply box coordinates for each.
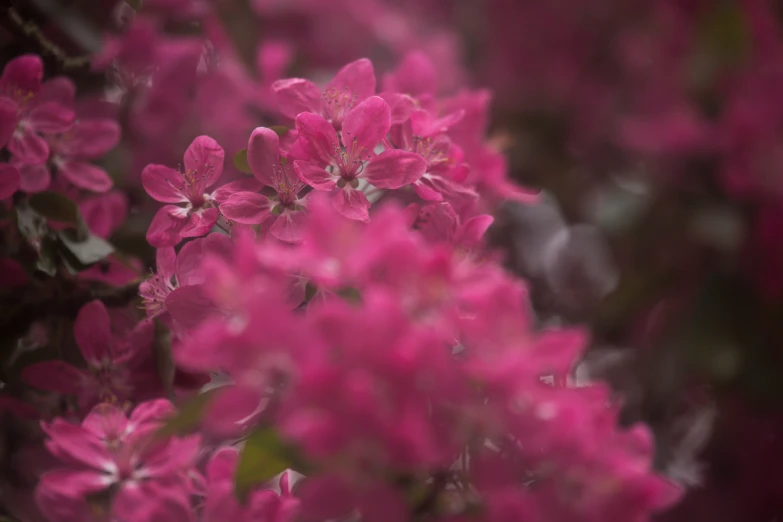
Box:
[0,47,679,521]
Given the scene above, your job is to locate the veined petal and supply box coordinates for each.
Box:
[247,127,280,186]
[181,207,220,238]
[27,102,75,134]
[9,129,49,164]
[14,160,50,192]
[166,284,222,331]
[157,247,177,281]
[293,160,338,190]
[270,210,307,243]
[363,149,426,189]
[42,419,112,469]
[377,92,415,125]
[143,164,188,203]
[184,135,224,188]
[333,187,370,222]
[67,119,121,158]
[210,178,264,204]
[59,160,113,192]
[295,112,340,166]
[272,78,322,120]
[37,468,111,498]
[38,76,76,108]
[146,205,188,248]
[342,96,391,152]
[220,192,273,224]
[327,58,376,102]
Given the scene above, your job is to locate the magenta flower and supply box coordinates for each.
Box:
[220,127,309,242]
[203,448,299,522]
[142,135,226,247]
[0,55,75,164]
[293,96,427,221]
[45,118,120,192]
[272,58,375,128]
[36,400,200,522]
[21,300,157,410]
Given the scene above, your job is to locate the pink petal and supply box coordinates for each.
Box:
[342,96,390,152]
[67,119,121,158]
[79,191,129,238]
[42,419,112,469]
[412,180,444,202]
[383,51,436,96]
[15,160,50,192]
[27,102,75,134]
[327,58,376,102]
[220,191,272,224]
[0,55,43,95]
[271,78,322,119]
[173,320,229,372]
[293,160,338,190]
[333,187,370,222]
[9,129,49,164]
[175,233,233,286]
[146,205,188,248]
[295,112,340,166]
[74,300,112,364]
[166,284,221,330]
[206,447,239,481]
[204,385,264,437]
[0,163,20,199]
[130,399,176,426]
[181,207,220,238]
[157,247,177,280]
[377,92,415,125]
[59,160,113,192]
[210,178,264,204]
[270,210,307,243]
[410,109,464,137]
[184,135,224,188]
[38,76,76,108]
[142,164,188,203]
[247,127,281,186]
[363,149,426,189]
[456,214,494,248]
[22,360,84,394]
[37,469,110,498]
[0,96,18,148]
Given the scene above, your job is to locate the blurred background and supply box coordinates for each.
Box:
[3,0,783,520]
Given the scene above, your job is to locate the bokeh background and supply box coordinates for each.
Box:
[3,0,783,520]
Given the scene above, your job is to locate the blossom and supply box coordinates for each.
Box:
[203,448,299,522]
[272,58,376,129]
[142,135,226,247]
[0,54,75,164]
[36,400,200,522]
[21,300,159,410]
[45,118,120,192]
[0,163,20,199]
[220,127,309,242]
[293,96,427,221]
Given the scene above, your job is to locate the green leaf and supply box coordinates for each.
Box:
[57,230,114,266]
[28,192,81,227]
[233,149,252,174]
[155,388,219,439]
[234,428,292,502]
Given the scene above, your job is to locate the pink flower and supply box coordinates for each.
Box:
[0,55,75,165]
[203,448,299,522]
[21,300,158,410]
[45,118,120,192]
[220,127,309,242]
[293,96,427,221]
[142,135,226,247]
[36,400,199,522]
[140,234,232,322]
[79,190,129,239]
[272,58,376,129]
[409,202,494,253]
